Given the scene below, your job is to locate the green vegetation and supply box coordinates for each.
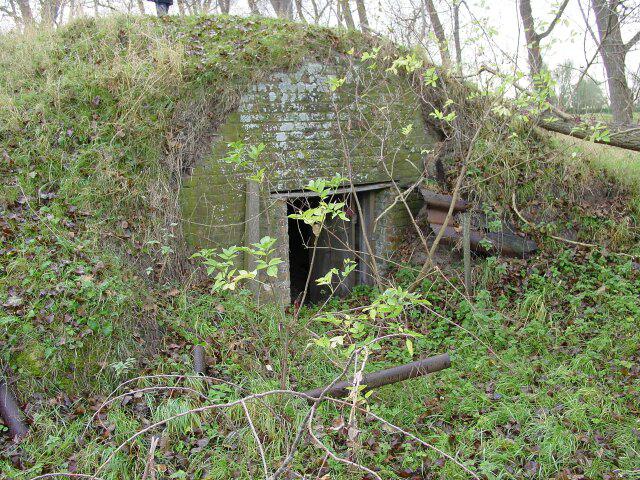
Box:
[1,14,640,480]
[552,133,640,187]
[2,250,639,479]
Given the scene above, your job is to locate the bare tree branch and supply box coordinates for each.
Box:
[538,0,571,40]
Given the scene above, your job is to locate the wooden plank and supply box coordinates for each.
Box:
[244,180,261,297]
[270,182,393,199]
[273,199,291,305]
[358,191,376,286]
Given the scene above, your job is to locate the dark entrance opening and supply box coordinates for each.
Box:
[280,185,385,305]
[287,197,316,304]
[288,192,373,305]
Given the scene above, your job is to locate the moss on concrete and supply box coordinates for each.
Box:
[180,60,438,250]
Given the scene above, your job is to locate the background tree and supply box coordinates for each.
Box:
[270,0,293,18]
[573,76,607,112]
[519,0,570,78]
[424,0,451,67]
[554,59,575,110]
[590,0,640,124]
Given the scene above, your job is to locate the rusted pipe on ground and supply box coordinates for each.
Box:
[0,377,28,439]
[193,345,206,376]
[303,353,451,400]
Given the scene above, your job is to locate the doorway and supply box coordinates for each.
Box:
[285,189,377,305]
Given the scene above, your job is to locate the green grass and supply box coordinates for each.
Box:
[0,13,375,396]
[552,133,640,187]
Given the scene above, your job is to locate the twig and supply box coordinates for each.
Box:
[83,374,243,437]
[141,436,160,480]
[28,475,106,480]
[307,424,382,480]
[242,400,269,479]
[510,192,598,248]
[329,398,480,479]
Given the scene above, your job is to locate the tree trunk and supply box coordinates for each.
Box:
[519,0,543,77]
[339,0,355,29]
[218,0,230,14]
[453,0,462,73]
[424,0,451,67]
[247,0,259,14]
[15,0,34,27]
[270,0,293,18]
[354,0,369,31]
[591,0,634,124]
[540,116,640,152]
[295,0,306,22]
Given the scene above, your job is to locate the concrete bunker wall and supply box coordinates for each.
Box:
[180,60,438,302]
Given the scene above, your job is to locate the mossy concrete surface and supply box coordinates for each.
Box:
[180,61,437,251]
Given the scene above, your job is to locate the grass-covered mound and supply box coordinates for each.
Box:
[1,13,640,480]
[0,14,375,395]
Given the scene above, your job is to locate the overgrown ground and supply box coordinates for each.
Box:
[2,244,639,479]
[1,14,640,480]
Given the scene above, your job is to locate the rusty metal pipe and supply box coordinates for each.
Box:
[0,378,28,439]
[303,353,451,400]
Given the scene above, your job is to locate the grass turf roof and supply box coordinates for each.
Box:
[1,11,638,395]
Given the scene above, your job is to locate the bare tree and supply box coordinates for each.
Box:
[337,0,355,28]
[424,0,452,67]
[452,0,462,72]
[355,0,369,30]
[0,0,35,28]
[519,0,570,78]
[590,0,640,124]
[40,0,65,26]
[270,0,293,18]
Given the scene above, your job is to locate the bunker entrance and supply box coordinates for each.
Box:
[286,188,379,305]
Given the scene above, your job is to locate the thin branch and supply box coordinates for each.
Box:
[625,29,640,51]
[538,0,571,40]
[511,192,597,248]
[141,436,160,480]
[242,400,269,479]
[307,425,382,480]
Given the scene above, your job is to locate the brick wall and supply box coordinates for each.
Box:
[180,60,437,252]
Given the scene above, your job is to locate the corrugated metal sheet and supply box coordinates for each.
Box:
[420,187,537,257]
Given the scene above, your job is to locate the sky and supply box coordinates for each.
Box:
[372,0,639,89]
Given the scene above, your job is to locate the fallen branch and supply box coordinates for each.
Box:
[302,353,451,400]
[510,192,598,248]
[0,375,28,440]
[541,116,640,153]
[480,64,640,153]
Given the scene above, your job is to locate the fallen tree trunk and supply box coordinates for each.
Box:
[0,377,28,439]
[303,353,451,400]
[478,65,640,153]
[540,117,640,152]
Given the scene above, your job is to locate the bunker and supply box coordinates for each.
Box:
[180,60,439,303]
